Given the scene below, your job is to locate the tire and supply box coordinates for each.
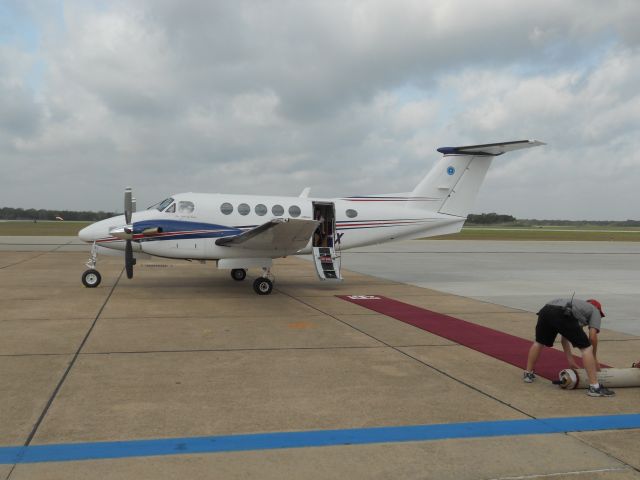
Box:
[253,277,273,295]
[231,269,247,281]
[82,269,102,288]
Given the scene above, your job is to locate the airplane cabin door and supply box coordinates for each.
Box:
[311,202,342,281]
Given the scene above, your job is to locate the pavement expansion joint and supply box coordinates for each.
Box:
[22,268,124,447]
[396,352,536,420]
[286,292,537,420]
[79,345,391,355]
[486,467,632,479]
[0,241,72,270]
[566,433,640,475]
[0,253,48,270]
[0,353,72,358]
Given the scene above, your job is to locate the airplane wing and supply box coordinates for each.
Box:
[216,218,319,254]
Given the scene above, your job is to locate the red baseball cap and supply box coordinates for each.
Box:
[587,299,605,317]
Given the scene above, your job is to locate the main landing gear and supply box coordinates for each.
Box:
[230,268,247,281]
[253,277,273,295]
[231,267,274,295]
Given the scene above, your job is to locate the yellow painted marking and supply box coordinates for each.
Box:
[287,321,314,329]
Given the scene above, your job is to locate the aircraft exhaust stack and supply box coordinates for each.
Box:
[142,227,163,236]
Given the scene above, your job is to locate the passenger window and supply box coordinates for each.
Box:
[346,209,358,218]
[288,205,301,217]
[272,204,284,216]
[220,202,233,215]
[178,201,195,214]
[238,203,250,216]
[255,204,267,216]
[165,203,176,213]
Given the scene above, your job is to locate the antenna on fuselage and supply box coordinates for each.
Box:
[299,187,311,198]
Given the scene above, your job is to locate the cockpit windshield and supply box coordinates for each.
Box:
[148,198,175,212]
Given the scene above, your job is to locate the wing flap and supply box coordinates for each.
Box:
[216,218,319,253]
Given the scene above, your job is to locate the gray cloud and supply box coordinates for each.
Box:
[0,0,639,219]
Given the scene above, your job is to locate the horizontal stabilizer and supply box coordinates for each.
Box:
[216,218,319,254]
[411,138,545,218]
[437,140,545,156]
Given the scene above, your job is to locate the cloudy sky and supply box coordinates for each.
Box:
[1,1,638,220]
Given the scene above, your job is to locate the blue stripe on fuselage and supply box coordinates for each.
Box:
[132,220,242,241]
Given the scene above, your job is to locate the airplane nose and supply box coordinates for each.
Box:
[78,225,93,242]
[78,224,98,243]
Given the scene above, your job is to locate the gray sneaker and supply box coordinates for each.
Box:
[587,384,615,397]
[523,371,536,383]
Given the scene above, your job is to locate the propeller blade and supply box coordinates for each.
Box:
[121,188,136,279]
[125,240,135,279]
[124,187,133,224]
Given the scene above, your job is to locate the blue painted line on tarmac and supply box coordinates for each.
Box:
[1,414,639,464]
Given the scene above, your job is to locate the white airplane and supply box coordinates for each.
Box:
[78,140,544,294]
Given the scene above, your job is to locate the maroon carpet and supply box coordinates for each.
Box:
[338,295,607,381]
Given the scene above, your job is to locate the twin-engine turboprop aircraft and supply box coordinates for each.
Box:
[78,140,544,294]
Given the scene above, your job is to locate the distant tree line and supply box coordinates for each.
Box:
[0,207,117,222]
[2,206,638,226]
[467,213,516,224]
[466,212,640,227]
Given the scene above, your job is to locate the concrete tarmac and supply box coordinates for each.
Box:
[342,240,640,336]
[0,237,639,479]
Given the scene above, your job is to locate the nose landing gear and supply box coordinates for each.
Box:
[81,241,102,288]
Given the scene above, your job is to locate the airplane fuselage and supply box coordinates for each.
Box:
[80,192,464,260]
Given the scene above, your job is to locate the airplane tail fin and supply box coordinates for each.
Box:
[410,140,544,217]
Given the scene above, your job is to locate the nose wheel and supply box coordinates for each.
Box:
[82,269,102,288]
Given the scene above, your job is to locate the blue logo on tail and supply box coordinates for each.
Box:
[447,166,455,175]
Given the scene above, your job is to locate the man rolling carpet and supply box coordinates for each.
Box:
[523,297,615,397]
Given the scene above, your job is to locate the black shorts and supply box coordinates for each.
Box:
[535,305,591,349]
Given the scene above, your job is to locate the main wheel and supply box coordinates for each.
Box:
[231,269,247,281]
[82,269,102,288]
[253,277,273,295]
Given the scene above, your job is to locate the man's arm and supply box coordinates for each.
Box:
[561,336,580,369]
[589,327,600,371]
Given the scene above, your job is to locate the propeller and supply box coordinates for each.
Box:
[124,187,136,279]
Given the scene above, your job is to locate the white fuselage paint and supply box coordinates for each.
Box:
[79,192,464,261]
